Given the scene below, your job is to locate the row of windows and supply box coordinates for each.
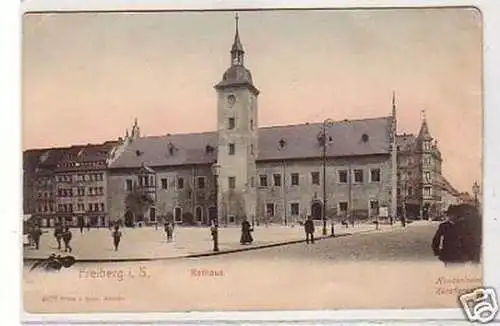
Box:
[57,187,104,197]
[57,203,105,213]
[264,200,380,217]
[255,168,381,188]
[126,177,208,192]
[57,173,105,183]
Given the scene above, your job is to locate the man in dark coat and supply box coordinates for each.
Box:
[54,223,63,250]
[240,217,254,245]
[304,216,315,244]
[432,204,481,265]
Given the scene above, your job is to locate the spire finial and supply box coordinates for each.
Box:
[421,109,426,122]
[392,90,396,108]
[231,12,245,63]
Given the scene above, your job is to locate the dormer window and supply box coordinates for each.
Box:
[278,138,286,149]
[361,133,369,143]
[167,142,176,155]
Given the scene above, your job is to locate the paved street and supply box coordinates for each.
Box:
[23,221,405,261]
[200,221,439,262]
[23,221,483,314]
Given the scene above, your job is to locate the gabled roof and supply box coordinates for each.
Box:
[109,116,392,169]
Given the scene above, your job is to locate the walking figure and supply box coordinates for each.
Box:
[164,222,173,242]
[112,225,122,251]
[31,224,43,250]
[304,216,315,244]
[240,217,254,245]
[62,227,72,253]
[79,219,84,234]
[54,223,63,250]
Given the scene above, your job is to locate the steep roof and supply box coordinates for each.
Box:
[109,116,392,169]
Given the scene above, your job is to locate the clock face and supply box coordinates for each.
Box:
[227,95,236,108]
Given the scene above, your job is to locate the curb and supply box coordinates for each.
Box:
[23,232,353,264]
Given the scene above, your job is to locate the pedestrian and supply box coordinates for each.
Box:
[304,216,315,244]
[432,204,470,265]
[165,222,173,242]
[62,227,72,253]
[54,223,63,250]
[79,219,84,234]
[31,224,43,250]
[112,225,122,251]
[240,217,254,245]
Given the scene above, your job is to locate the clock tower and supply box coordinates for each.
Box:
[214,14,259,224]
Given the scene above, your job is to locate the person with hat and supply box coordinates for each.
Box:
[431,204,479,265]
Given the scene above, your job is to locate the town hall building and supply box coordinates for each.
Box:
[23,15,460,228]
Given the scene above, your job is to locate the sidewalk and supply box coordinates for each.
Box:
[23,222,408,262]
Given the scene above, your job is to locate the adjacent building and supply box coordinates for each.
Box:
[23,141,118,227]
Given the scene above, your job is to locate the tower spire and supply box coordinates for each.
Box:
[392,90,396,117]
[231,13,244,66]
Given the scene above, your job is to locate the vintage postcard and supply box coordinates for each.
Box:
[21,5,488,322]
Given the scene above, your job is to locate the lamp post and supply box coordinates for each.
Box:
[319,118,335,236]
[472,181,480,209]
[211,163,220,252]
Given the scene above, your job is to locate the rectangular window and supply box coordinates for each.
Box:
[88,187,94,196]
[228,143,235,155]
[424,186,432,197]
[291,173,299,186]
[195,206,203,222]
[338,170,348,183]
[177,177,184,189]
[266,203,275,217]
[126,179,133,191]
[228,117,235,130]
[259,175,268,187]
[197,177,206,189]
[408,187,413,196]
[339,201,348,212]
[354,169,364,183]
[161,178,168,189]
[228,177,236,189]
[370,168,381,182]
[94,203,99,212]
[100,203,105,212]
[425,172,431,183]
[273,173,282,187]
[311,172,320,185]
[290,203,300,216]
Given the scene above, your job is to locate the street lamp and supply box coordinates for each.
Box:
[472,181,480,209]
[211,163,220,252]
[318,118,335,236]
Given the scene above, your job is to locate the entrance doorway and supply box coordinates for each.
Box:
[125,210,134,227]
[311,201,322,220]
